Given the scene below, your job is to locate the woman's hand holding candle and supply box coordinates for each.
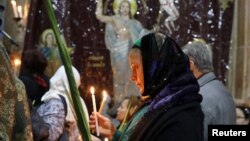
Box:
[90,86,100,136]
[89,112,115,140]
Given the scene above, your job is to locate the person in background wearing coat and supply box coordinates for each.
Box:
[35,66,100,141]
[19,49,50,108]
[35,66,87,141]
[182,39,236,141]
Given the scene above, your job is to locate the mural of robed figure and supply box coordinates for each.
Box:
[95,0,150,104]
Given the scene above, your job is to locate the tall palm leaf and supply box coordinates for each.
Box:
[43,0,91,140]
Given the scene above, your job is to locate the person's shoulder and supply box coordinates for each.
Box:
[201,79,231,98]
[39,98,64,112]
[161,102,203,120]
[46,98,63,105]
[19,74,32,81]
[158,103,203,136]
[169,103,203,126]
[199,72,229,94]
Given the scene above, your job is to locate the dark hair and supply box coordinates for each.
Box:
[20,49,48,74]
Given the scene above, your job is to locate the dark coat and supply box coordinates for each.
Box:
[130,102,204,141]
[19,73,49,107]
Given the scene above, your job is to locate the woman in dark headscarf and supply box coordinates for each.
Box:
[128,33,204,141]
[89,33,204,141]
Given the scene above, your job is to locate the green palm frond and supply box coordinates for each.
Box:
[43,0,91,140]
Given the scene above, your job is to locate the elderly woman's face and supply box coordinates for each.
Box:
[129,49,144,93]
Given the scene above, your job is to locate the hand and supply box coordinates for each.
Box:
[89,112,115,140]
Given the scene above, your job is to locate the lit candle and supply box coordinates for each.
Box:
[13,58,21,74]
[104,137,109,141]
[17,5,22,18]
[98,90,107,113]
[90,86,100,136]
[11,0,18,18]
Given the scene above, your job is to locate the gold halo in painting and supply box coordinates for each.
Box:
[113,0,137,17]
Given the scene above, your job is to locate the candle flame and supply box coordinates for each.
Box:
[14,58,21,66]
[11,0,18,18]
[11,0,16,6]
[90,86,95,95]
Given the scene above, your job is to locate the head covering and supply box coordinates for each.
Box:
[132,33,201,112]
[133,39,141,48]
[41,66,89,122]
[49,66,80,95]
[133,33,190,97]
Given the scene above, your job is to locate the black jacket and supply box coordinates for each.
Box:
[129,102,204,141]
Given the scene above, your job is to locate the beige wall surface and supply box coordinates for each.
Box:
[229,0,250,105]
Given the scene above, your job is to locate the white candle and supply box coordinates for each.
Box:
[11,0,18,18]
[90,86,100,136]
[17,5,22,18]
[104,137,109,141]
[98,90,107,113]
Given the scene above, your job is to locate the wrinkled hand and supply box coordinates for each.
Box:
[89,112,115,140]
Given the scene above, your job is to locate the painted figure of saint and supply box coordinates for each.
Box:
[95,0,149,103]
[38,29,61,77]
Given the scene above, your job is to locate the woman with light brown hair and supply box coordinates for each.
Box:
[116,96,143,131]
